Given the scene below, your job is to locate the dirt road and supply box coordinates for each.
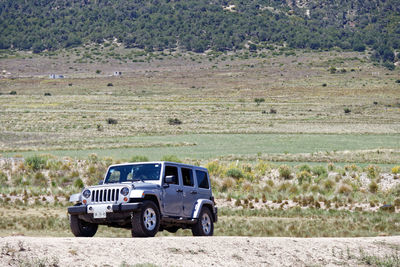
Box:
[0,236,399,266]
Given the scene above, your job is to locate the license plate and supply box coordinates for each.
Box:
[88,204,109,219]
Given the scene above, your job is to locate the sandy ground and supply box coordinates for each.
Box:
[0,236,399,266]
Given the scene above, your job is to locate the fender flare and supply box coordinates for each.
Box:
[69,193,82,203]
[192,199,216,221]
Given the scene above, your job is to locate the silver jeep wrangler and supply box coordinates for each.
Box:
[67,161,217,237]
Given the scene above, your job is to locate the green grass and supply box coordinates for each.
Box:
[4,133,399,162]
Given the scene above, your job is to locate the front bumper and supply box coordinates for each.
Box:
[68,203,143,215]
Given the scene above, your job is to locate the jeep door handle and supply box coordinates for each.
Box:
[190,191,197,194]
[176,189,183,193]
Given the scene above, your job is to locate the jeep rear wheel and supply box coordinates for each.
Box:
[131,201,160,237]
[70,215,98,237]
[192,207,214,236]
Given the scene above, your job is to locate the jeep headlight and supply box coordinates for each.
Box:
[121,187,129,196]
[82,189,91,199]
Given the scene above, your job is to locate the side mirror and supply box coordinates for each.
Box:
[98,180,104,185]
[165,175,175,184]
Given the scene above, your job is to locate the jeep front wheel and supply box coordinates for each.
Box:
[70,215,98,237]
[192,207,214,236]
[131,201,160,237]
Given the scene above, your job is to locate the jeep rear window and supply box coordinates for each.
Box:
[195,170,209,189]
[105,164,161,183]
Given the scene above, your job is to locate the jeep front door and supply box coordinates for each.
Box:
[162,165,183,216]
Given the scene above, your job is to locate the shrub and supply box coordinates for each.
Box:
[255,160,270,175]
[206,161,225,177]
[366,165,380,179]
[254,98,265,105]
[344,108,351,114]
[270,108,277,114]
[44,92,51,96]
[0,171,8,186]
[168,118,182,125]
[328,66,336,74]
[9,90,17,95]
[394,198,400,207]
[322,83,327,87]
[298,164,311,172]
[107,83,113,86]
[25,155,47,171]
[226,168,244,179]
[369,181,378,193]
[107,118,118,124]
[312,165,327,177]
[327,163,335,171]
[296,170,312,185]
[130,155,149,162]
[74,178,84,188]
[323,179,336,191]
[242,181,253,192]
[221,177,236,191]
[33,172,47,187]
[337,183,353,195]
[392,166,400,174]
[96,70,101,74]
[161,155,182,163]
[278,165,292,180]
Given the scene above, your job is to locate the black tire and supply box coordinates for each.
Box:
[70,215,98,237]
[131,201,160,237]
[192,207,214,236]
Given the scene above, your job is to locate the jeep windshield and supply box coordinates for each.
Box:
[104,163,161,183]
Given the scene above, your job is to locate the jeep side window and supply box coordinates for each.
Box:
[181,168,194,187]
[195,170,209,189]
[164,166,179,185]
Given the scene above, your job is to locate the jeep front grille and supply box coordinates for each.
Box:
[91,188,120,203]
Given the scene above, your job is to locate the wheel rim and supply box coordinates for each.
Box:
[143,207,156,231]
[201,213,211,235]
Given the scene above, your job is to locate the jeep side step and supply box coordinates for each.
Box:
[161,216,197,224]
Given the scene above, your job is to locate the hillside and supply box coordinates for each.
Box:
[0,0,399,65]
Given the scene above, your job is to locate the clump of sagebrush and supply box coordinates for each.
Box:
[168,118,182,125]
[312,165,327,178]
[107,118,118,124]
[279,165,292,180]
[25,155,47,171]
[296,170,312,185]
[225,167,244,179]
[366,165,380,179]
[206,161,226,177]
[221,177,236,192]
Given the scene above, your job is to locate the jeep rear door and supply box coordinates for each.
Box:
[194,169,211,200]
[181,167,198,218]
[162,165,183,216]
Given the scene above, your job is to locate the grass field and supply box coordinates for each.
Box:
[1,46,400,238]
[2,133,399,164]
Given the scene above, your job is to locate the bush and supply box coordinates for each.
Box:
[254,98,265,105]
[312,165,327,177]
[168,118,182,125]
[394,198,400,207]
[298,164,311,173]
[392,166,400,174]
[206,161,225,177]
[270,108,277,114]
[96,70,101,74]
[161,155,182,163]
[366,165,380,179]
[337,183,353,195]
[25,155,47,171]
[344,108,351,114]
[33,172,48,187]
[0,171,8,186]
[225,168,244,179]
[44,92,51,96]
[296,170,312,185]
[74,178,84,188]
[107,118,118,124]
[130,155,149,162]
[107,83,113,86]
[369,181,378,193]
[221,177,236,191]
[322,83,327,87]
[278,165,292,180]
[9,91,17,95]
